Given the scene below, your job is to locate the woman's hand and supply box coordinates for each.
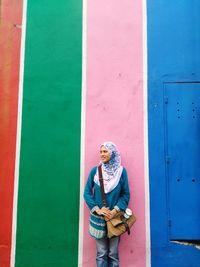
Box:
[109,209,117,219]
[96,207,112,219]
[104,208,117,221]
[96,208,117,221]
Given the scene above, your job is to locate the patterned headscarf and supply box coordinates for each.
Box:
[94,141,123,193]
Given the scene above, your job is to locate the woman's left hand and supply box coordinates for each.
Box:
[110,209,117,219]
[104,209,117,221]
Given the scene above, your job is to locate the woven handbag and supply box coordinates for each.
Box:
[89,212,106,239]
[98,165,136,238]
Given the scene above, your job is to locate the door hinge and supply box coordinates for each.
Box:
[168,219,172,227]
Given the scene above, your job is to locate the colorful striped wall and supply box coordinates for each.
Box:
[0,1,200,267]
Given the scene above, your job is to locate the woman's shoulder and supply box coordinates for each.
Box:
[89,166,98,175]
[121,167,128,179]
[122,166,127,174]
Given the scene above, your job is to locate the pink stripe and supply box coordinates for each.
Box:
[83,0,146,266]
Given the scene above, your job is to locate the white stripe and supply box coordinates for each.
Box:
[10,1,28,267]
[78,0,87,265]
[142,0,151,266]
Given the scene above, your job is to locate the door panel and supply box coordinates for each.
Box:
[164,82,200,240]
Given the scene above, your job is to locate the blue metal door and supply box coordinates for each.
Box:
[164,82,200,240]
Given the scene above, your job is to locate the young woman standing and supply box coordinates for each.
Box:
[84,141,130,267]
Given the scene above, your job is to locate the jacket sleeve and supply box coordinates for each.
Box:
[115,168,130,211]
[83,167,100,212]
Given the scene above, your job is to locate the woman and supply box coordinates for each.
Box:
[84,141,130,267]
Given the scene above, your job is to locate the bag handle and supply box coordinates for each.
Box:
[120,215,131,235]
[98,165,107,207]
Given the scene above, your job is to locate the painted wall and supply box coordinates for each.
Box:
[148,0,200,266]
[0,0,200,267]
[0,1,23,266]
[1,1,82,267]
[0,0,147,266]
[82,0,146,266]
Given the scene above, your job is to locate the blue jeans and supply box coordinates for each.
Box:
[96,236,120,267]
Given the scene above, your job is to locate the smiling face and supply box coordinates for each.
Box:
[100,145,111,163]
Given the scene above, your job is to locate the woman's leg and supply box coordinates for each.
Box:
[96,237,109,267]
[108,236,120,267]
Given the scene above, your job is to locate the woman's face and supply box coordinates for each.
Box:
[100,146,111,163]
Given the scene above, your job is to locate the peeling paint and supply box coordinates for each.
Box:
[13,24,21,29]
[172,241,200,250]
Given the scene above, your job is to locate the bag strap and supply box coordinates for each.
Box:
[98,165,131,235]
[120,215,131,235]
[98,165,107,207]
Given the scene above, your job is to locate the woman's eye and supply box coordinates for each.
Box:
[100,150,108,154]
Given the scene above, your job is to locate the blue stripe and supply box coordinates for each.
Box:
[148,0,200,266]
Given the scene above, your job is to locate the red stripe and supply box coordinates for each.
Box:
[0,1,23,266]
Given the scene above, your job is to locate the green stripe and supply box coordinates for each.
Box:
[15,1,82,267]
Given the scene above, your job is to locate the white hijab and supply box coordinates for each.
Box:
[94,141,123,193]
